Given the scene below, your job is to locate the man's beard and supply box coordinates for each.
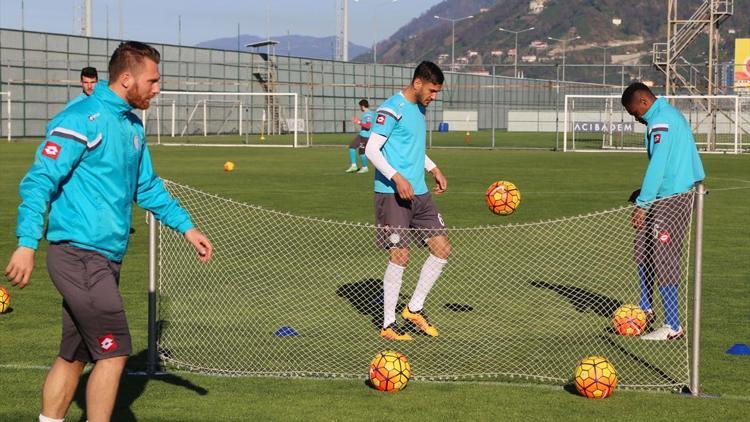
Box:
[127,85,152,110]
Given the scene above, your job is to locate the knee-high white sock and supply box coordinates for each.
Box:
[408,254,448,312]
[382,261,405,328]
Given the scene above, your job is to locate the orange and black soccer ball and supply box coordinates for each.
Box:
[485,181,521,215]
[368,350,412,392]
[0,286,11,313]
[612,304,647,336]
[574,355,617,399]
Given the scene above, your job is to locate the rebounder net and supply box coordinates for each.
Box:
[156,180,696,390]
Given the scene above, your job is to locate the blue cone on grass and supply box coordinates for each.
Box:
[274,326,299,337]
[725,343,750,355]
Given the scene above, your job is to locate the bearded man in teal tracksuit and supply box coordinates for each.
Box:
[621,82,705,341]
[4,41,213,422]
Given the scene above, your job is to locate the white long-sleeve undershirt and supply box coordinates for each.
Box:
[365,133,437,180]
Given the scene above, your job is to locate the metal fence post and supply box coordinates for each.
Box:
[690,183,706,396]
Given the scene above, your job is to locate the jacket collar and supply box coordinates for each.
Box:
[643,96,666,124]
[93,81,134,115]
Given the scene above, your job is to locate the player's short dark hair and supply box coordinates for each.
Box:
[621,82,654,107]
[358,99,369,108]
[412,61,444,85]
[80,67,98,80]
[108,41,161,82]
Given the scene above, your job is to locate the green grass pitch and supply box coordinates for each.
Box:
[1,137,748,420]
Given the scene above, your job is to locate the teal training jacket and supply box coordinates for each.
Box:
[16,81,193,261]
[636,97,705,208]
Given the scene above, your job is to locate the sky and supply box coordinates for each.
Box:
[0,0,444,47]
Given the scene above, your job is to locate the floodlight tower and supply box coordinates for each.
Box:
[336,0,349,61]
[80,0,93,37]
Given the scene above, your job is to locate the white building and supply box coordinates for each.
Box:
[529,0,546,14]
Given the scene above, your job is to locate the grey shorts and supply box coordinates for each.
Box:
[375,192,446,248]
[47,243,131,362]
[349,135,368,153]
[633,193,693,285]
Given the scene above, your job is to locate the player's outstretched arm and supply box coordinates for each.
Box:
[184,228,213,263]
[4,247,35,289]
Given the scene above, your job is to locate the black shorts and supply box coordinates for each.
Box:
[47,244,131,362]
[633,193,694,285]
[349,135,368,154]
[375,192,446,249]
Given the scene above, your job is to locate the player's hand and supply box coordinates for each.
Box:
[431,168,447,195]
[631,207,646,230]
[351,117,360,125]
[4,247,35,289]
[184,228,213,263]
[392,173,414,201]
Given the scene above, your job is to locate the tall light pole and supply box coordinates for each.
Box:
[355,0,398,64]
[498,26,534,78]
[548,35,580,82]
[594,45,612,84]
[434,14,474,71]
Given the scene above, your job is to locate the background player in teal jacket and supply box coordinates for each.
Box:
[345,99,375,174]
[64,66,98,110]
[621,82,705,341]
[4,41,213,422]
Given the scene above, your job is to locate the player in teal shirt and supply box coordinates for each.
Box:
[365,61,450,341]
[345,99,375,174]
[621,82,705,341]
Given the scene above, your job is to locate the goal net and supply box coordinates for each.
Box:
[142,91,301,147]
[563,95,744,153]
[1,91,10,142]
[153,180,702,391]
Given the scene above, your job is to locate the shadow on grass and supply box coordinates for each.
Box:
[336,278,401,329]
[73,349,207,422]
[598,334,683,387]
[529,280,622,318]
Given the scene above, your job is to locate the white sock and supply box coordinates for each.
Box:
[382,261,405,328]
[39,415,64,422]
[408,254,448,312]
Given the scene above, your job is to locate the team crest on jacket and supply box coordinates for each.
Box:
[133,134,140,150]
[42,141,62,160]
[376,114,386,125]
[654,133,661,144]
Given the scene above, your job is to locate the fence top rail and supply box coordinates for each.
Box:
[565,94,740,100]
[158,91,297,97]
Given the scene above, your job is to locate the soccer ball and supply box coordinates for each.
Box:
[368,350,412,392]
[485,181,521,215]
[574,356,617,399]
[612,304,647,336]
[223,161,235,172]
[0,286,10,313]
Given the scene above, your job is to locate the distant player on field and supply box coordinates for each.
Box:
[65,66,98,109]
[365,61,450,341]
[621,82,705,341]
[345,99,375,174]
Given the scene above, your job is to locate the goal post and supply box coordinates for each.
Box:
[142,91,301,147]
[146,180,706,392]
[563,95,744,153]
[1,91,10,142]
